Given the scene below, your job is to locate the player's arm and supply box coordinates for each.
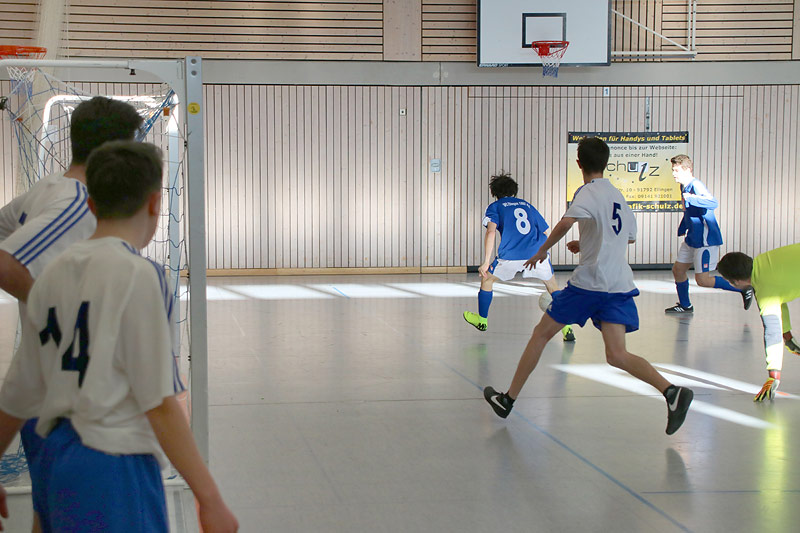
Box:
[754,301,785,401]
[478,222,497,278]
[682,182,718,209]
[525,217,577,268]
[0,250,34,302]
[146,397,238,532]
[0,410,24,529]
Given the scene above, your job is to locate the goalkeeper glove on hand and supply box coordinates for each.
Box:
[785,337,800,356]
[754,377,780,402]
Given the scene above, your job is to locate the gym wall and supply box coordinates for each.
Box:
[1,0,798,271]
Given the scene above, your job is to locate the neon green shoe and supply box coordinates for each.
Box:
[562,325,575,342]
[463,311,487,331]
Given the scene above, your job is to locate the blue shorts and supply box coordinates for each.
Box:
[31,419,167,533]
[547,283,640,333]
[20,418,44,512]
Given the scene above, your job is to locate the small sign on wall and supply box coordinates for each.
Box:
[567,131,689,212]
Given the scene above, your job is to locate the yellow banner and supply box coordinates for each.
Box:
[567,132,689,212]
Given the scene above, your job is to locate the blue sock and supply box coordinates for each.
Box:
[714,276,740,292]
[478,290,493,318]
[676,280,691,308]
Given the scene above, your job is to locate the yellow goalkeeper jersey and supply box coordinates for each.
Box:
[752,243,800,311]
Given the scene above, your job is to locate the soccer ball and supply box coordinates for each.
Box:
[538,291,552,313]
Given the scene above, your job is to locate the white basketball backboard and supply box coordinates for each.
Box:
[478,0,611,67]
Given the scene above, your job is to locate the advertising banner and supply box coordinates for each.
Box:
[567,132,689,212]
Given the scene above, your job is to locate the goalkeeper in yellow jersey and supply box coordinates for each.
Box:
[718,243,800,402]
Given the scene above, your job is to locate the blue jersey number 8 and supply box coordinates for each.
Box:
[611,202,622,235]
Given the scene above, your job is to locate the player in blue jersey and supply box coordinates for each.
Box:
[463,173,575,341]
[664,154,753,314]
[483,137,693,435]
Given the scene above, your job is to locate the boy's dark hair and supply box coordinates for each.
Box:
[577,137,610,174]
[489,172,518,199]
[71,97,143,164]
[717,252,753,282]
[87,141,163,220]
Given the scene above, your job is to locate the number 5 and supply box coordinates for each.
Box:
[611,202,622,235]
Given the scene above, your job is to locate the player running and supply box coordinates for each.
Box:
[463,173,575,342]
[483,137,693,435]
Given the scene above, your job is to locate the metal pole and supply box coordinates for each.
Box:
[183,56,210,463]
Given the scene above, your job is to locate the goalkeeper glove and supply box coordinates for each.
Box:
[754,375,780,402]
[785,335,800,355]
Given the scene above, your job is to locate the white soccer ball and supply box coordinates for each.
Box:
[538,291,553,313]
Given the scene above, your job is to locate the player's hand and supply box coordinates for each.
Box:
[0,483,8,531]
[784,333,800,355]
[478,262,491,279]
[198,500,239,533]
[524,250,547,270]
[754,377,780,402]
[566,240,580,254]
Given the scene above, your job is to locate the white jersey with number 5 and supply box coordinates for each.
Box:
[564,178,637,293]
[0,237,183,467]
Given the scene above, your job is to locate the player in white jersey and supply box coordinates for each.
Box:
[482,137,693,435]
[462,173,575,341]
[0,96,143,532]
[0,142,238,532]
[0,96,143,302]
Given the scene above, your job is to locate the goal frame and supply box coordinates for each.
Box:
[0,56,210,462]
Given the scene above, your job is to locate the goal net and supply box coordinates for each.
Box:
[0,60,203,489]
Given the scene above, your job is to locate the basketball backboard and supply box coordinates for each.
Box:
[478,0,611,67]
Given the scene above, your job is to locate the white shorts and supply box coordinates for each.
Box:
[489,254,554,282]
[676,241,720,273]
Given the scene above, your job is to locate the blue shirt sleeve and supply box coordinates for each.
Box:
[483,202,499,228]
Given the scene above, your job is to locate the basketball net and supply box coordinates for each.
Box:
[0,45,47,84]
[531,41,569,78]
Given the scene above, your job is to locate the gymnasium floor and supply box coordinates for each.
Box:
[2,270,800,532]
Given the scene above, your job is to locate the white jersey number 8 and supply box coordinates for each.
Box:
[514,208,531,235]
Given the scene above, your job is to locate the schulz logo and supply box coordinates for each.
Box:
[607,161,659,182]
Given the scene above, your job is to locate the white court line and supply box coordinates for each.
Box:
[552,364,775,430]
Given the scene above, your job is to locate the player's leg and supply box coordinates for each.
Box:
[697,246,752,309]
[483,313,564,418]
[600,321,693,434]
[540,259,575,342]
[464,271,498,331]
[464,258,511,331]
[666,250,693,313]
[484,284,591,419]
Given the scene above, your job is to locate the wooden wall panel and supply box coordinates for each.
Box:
[662,0,795,60]
[63,0,384,59]
[421,0,476,61]
[0,0,37,46]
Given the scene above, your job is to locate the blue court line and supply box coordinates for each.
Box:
[330,286,349,298]
[439,359,693,533]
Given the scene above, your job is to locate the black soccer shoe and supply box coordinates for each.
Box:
[665,303,694,314]
[665,386,693,435]
[741,287,754,310]
[484,386,514,419]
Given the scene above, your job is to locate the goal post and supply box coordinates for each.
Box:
[0,57,209,463]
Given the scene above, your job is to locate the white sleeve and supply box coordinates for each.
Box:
[119,265,182,413]
[0,306,46,419]
[0,195,24,243]
[564,187,593,219]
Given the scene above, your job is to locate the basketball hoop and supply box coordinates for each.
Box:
[0,45,48,83]
[531,41,569,78]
